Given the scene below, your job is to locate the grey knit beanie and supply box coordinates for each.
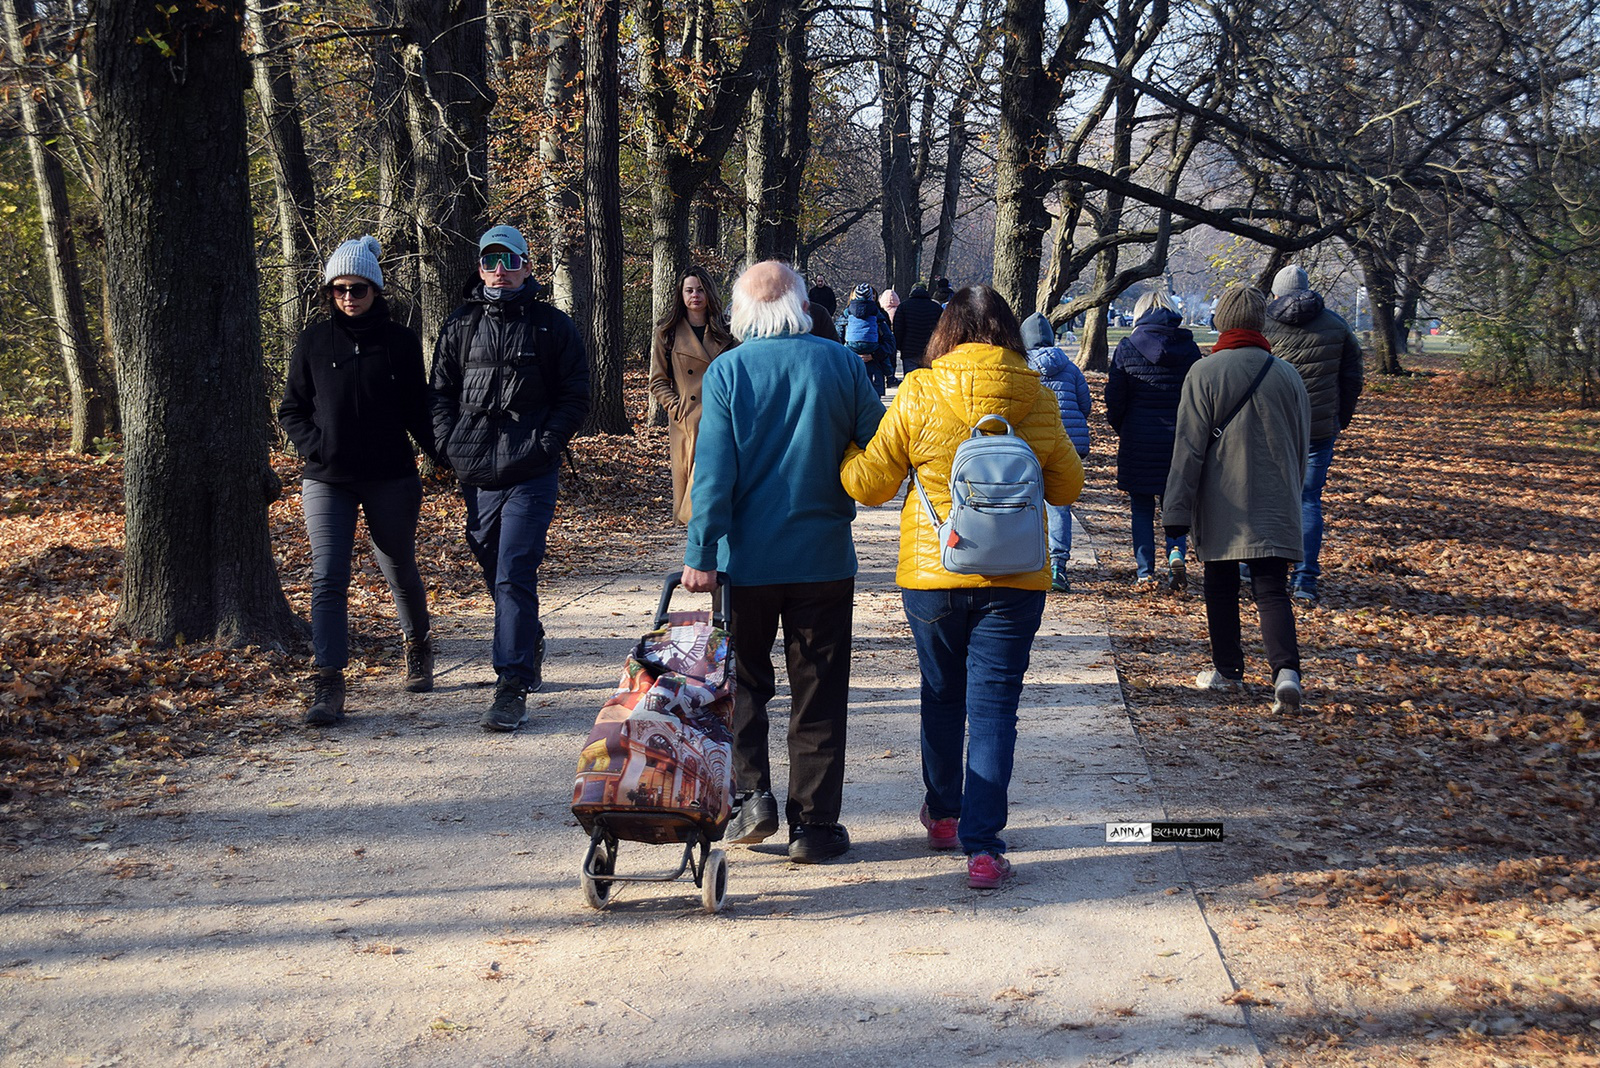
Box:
[324,235,383,288]
[1271,264,1308,298]
[1212,286,1266,332]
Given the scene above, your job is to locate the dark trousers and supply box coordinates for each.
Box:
[729,578,855,827]
[1202,557,1301,680]
[462,470,559,685]
[302,475,429,671]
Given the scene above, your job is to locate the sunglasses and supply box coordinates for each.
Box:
[480,251,525,272]
[331,283,371,298]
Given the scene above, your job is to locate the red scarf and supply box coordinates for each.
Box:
[1211,328,1272,353]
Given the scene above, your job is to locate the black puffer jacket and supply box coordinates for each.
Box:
[278,300,434,483]
[429,282,591,489]
[1263,290,1363,441]
[894,286,944,369]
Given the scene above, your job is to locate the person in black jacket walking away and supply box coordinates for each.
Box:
[279,236,438,727]
[894,283,944,373]
[430,225,592,731]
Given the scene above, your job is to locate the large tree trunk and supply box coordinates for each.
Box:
[584,0,629,434]
[1355,248,1405,375]
[371,0,419,332]
[397,0,494,357]
[875,0,918,293]
[4,0,109,453]
[773,1,811,263]
[991,0,1052,313]
[929,94,969,286]
[246,0,318,360]
[94,0,297,645]
[540,0,588,314]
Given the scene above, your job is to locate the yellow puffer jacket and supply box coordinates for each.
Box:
[841,342,1084,590]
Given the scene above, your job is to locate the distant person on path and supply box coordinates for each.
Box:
[1021,312,1091,593]
[931,276,955,304]
[879,287,902,384]
[1105,290,1204,591]
[1163,286,1309,713]
[648,266,738,525]
[840,285,1083,889]
[807,284,840,342]
[1263,264,1364,604]
[837,282,897,396]
[278,236,438,727]
[894,282,944,374]
[430,224,591,732]
[681,261,885,864]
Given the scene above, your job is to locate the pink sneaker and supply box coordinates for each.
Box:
[919,804,959,851]
[967,852,1013,889]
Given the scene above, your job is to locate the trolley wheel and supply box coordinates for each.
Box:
[582,838,616,910]
[701,848,728,913]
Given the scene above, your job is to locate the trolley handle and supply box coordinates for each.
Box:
[654,571,730,630]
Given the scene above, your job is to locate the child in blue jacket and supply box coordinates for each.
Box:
[1022,312,1091,592]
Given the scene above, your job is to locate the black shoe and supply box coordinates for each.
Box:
[726,790,779,844]
[527,636,546,694]
[481,674,527,732]
[788,823,850,863]
[303,669,345,727]
[404,635,434,693]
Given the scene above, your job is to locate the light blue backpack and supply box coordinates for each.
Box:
[913,414,1047,576]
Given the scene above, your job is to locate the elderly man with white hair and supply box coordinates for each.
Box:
[681,260,885,863]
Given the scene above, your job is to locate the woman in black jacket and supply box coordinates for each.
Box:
[278,236,437,726]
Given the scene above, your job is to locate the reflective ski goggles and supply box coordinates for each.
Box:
[480,251,525,272]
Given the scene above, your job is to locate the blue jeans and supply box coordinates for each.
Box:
[1129,493,1187,579]
[902,586,1046,856]
[463,470,560,685]
[1046,504,1073,562]
[1296,436,1337,593]
[301,475,429,671]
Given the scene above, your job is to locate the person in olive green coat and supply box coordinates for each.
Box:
[1163,285,1310,714]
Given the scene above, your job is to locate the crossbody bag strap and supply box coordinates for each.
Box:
[1210,355,1274,444]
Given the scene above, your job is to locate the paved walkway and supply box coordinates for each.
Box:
[0,500,1261,1067]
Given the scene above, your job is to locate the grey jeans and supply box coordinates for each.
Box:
[301,475,429,670]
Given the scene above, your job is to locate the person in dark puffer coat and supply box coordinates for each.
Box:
[894,283,944,373]
[1263,264,1363,603]
[279,235,439,727]
[1105,290,1203,590]
[1021,312,1091,592]
[430,224,591,732]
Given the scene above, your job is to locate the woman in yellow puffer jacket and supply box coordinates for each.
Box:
[840,285,1083,889]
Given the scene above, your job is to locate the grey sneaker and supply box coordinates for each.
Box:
[1272,669,1303,714]
[404,635,434,693]
[726,790,780,844]
[1291,586,1319,605]
[303,669,345,727]
[481,674,528,732]
[1194,669,1243,692]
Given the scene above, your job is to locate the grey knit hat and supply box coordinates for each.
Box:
[324,235,383,288]
[1212,286,1266,332]
[1271,264,1309,298]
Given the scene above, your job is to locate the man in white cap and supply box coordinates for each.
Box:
[1262,264,1364,604]
[430,224,591,730]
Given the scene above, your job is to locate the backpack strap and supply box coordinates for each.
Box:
[1209,356,1274,445]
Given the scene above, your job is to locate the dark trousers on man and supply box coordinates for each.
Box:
[729,577,854,828]
[1202,557,1301,680]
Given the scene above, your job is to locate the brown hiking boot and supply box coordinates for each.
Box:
[404,635,434,693]
[303,668,345,727]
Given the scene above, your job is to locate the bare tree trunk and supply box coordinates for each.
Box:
[397,0,494,357]
[875,0,918,293]
[540,0,587,313]
[774,1,811,263]
[929,95,969,286]
[94,0,297,645]
[4,0,109,453]
[246,0,318,358]
[584,0,629,433]
[372,0,419,331]
[991,0,1051,313]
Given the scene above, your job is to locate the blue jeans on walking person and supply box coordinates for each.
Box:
[1295,435,1337,595]
[1046,504,1073,563]
[902,586,1047,857]
[1129,492,1187,579]
[301,475,429,671]
[462,470,560,687]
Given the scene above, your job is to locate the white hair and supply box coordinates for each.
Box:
[729,263,814,340]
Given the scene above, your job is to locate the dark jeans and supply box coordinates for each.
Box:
[902,586,1046,857]
[1296,435,1338,593]
[865,360,887,396]
[301,475,429,671]
[1202,557,1301,680]
[1129,492,1187,579]
[729,578,855,827]
[463,470,560,685]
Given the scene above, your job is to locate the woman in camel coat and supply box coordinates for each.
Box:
[648,266,737,523]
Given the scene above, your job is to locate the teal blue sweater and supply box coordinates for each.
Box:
[685,332,885,584]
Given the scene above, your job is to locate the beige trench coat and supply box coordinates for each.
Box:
[648,322,733,524]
